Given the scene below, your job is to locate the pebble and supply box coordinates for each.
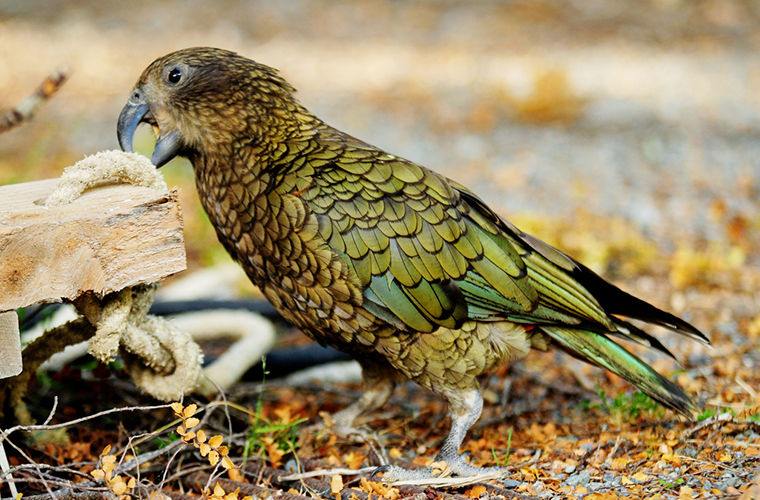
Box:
[565,465,576,474]
[501,479,520,488]
[563,470,591,487]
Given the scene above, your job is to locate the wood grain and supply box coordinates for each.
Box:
[0,179,186,311]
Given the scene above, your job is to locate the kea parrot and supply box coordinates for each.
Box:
[117,47,708,480]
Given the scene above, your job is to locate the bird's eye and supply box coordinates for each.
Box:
[167,68,182,84]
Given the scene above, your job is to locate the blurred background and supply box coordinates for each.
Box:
[1,0,758,316]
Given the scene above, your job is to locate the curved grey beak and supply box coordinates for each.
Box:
[117,98,149,154]
[117,90,182,167]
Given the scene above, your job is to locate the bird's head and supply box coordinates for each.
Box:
[117,47,299,167]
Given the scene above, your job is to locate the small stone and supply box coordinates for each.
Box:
[565,465,576,474]
[564,470,591,487]
[603,472,615,482]
[501,479,520,488]
[283,459,298,473]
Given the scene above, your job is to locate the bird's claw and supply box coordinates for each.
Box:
[370,464,390,480]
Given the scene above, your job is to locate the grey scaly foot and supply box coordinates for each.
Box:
[377,387,510,482]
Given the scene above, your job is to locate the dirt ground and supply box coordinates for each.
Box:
[1,1,759,498]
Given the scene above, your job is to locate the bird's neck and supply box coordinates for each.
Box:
[190,115,325,257]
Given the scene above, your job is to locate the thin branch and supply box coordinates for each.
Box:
[279,466,378,481]
[41,396,59,426]
[1,403,171,442]
[0,69,68,133]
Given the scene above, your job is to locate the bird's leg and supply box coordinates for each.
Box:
[327,362,395,440]
[380,387,507,481]
[433,388,499,476]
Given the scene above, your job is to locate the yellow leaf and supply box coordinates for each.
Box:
[610,457,631,470]
[218,445,229,456]
[170,402,183,416]
[431,462,452,477]
[209,435,224,448]
[209,450,220,466]
[465,484,487,498]
[662,453,682,465]
[127,477,136,489]
[632,471,650,481]
[331,474,344,495]
[184,417,200,429]
[214,483,225,496]
[182,431,196,442]
[679,485,694,500]
[101,444,112,456]
[389,447,402,458]
[227,465,243,480]
[620,475,632,485]
[200,443,211,456]
[111,477,127,495]
[176,425,187,435]
[184,404,198,418]
[90,469,105,479]
[102,462,115,474]
[196,429,207,443]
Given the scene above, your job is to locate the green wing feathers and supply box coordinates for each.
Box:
[302,143,705,413]
[305,152,542,332]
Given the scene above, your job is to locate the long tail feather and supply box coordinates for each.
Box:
[541,326,698,417]
[569,262,708,344]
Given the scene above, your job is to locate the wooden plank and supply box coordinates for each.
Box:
[0,179,186,312]
[0,311,21,378]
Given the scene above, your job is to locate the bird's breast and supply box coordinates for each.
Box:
[193,158,382,351]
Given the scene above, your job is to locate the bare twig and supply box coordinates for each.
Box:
[1,403,171,442]
[41,396,59,426]
[682,411,760,439]
[0,69,68,133]
[0,437,18,497]
[279,466,378,481]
